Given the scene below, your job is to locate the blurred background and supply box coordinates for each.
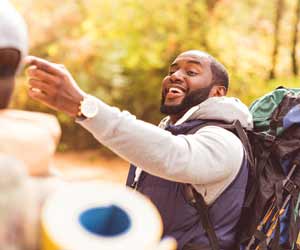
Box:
[9,0,300,158]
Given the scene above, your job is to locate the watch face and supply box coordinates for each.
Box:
[81,97,98,118]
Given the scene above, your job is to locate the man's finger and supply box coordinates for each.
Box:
[28,88,59,112]
[28,79,54,95]
[27,67,61,86]
[28,87,48,102]
[25,56,64,77]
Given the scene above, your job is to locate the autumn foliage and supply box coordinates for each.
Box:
[10,0,300,150]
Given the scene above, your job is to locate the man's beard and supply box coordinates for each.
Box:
[160,85,213,115]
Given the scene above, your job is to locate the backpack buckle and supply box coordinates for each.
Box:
[284,179,297,194]
[130,181,138,189]
[264,133,276,142]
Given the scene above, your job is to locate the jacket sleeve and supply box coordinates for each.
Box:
[77,98,244,185]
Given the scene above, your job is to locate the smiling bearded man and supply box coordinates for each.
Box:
[26,50,253,250]
[160,51,227,118]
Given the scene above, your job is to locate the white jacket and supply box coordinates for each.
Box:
[78,96,253,204]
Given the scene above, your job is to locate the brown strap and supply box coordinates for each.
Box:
[191,187,220,250]
[232,120,255,171]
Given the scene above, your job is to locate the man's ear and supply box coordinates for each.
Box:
[209,85,227,97]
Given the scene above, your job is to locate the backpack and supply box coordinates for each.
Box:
[188,87,300,250]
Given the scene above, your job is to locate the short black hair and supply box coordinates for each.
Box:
[209,57,229,91]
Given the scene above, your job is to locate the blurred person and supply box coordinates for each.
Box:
[26,50,253,250]
[0,2,64,250]
[0,0,61,176]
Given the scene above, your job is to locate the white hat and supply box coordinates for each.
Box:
[0,0,28,73]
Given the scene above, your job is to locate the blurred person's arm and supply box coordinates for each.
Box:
[0,109,61,144]
[0,109,61,176]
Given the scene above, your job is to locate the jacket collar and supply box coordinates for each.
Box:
[159,96,253,130]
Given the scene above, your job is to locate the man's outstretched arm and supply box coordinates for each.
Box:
[26,56,243,185]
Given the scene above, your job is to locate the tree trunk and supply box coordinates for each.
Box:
[291,0,300,76]
[206,0,221,12]
[269,0,284,80]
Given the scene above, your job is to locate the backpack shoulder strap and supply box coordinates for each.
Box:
[192,187,221,250]
[186,120,254,169]
[183,120,252,250]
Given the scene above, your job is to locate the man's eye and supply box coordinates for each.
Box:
[187,71,197,76]
[169,71,175,75]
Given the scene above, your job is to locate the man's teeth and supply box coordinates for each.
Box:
[169,87,184,94]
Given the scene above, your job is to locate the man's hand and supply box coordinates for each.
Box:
[26,56,86,117]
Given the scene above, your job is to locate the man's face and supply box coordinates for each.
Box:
[160,51,213,115]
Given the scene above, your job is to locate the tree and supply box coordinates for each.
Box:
[291,0,300,76]
[206,0,222,12]
[269,0,284,79]
[10,0,300,151]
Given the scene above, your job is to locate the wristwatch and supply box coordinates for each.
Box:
[77,95,99,119]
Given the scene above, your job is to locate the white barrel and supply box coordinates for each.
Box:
[41,181,176,250]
